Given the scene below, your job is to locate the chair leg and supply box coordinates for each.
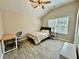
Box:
[17,42,22,49]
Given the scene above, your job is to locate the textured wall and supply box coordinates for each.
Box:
[2,10,41,36]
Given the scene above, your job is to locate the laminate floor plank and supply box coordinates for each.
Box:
[4,39,64,59]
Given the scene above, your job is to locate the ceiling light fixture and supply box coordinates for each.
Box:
[29,0,51,9]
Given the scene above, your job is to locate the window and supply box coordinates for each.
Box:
[48,16,69,34]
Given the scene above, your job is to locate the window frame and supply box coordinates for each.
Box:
[48,16,69,34]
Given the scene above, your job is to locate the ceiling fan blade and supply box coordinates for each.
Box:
[34,4,39,8]
[34,5,38,8]
[29,0,37,3]
[42,1,51,4]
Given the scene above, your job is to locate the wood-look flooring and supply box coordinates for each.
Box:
[3,39,64,59]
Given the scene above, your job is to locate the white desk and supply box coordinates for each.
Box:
[60,42,77,59]
[0,33,18,54]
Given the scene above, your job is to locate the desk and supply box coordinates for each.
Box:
[0,33,18,54]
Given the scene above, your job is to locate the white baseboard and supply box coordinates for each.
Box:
[19,37,27,41]
[20,37,73,43]
[57,38,73,43]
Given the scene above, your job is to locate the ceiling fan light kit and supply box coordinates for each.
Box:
[29,0,51,9]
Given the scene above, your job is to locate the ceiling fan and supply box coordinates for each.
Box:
[29,0,51,9]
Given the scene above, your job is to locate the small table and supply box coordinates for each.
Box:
[0,33,18,54]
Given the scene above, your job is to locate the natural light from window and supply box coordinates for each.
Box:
[48,16,69,34]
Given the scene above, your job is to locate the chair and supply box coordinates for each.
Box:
[16,31,22,39]
[16,31,22,48]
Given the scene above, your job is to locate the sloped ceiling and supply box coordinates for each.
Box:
[0,0,76,18]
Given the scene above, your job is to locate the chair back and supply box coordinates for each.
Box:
[16,31,22,38]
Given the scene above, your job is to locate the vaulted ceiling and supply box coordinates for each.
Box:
[0,0,76,18]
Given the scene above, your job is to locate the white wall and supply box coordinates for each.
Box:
[0,12,3,36]
[1,10,41,36]
[0,11,3,59]
[42,1,78,42]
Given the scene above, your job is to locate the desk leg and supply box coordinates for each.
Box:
[2,40,5,54]
[15,37,18,49]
